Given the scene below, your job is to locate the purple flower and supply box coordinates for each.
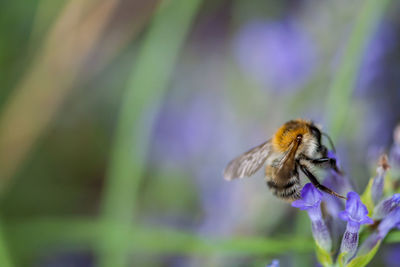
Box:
[373,194,400,220]
[339,192,373,261]
[233,19,315,92]
[292,183,332,251]
[266,259,279,267]
[371,154,390,204]
[359,207,400,256]
[378,207,400,237]
[339,192,373,228]
[152,93,224,166]
[292,183,323,211]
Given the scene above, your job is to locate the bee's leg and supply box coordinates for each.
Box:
[298,164,346,200]
[299,156,342,174]
[310,158,342,174]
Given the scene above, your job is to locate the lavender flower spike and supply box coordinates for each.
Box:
[360,206,400,255]
[339,192,373,261]
[292,183,332,251]
[373,193,400,220]
[371,154,390,204]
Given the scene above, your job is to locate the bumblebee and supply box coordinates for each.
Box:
[224,119,345,201]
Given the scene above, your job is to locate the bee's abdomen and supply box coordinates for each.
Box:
[267,179,301,200]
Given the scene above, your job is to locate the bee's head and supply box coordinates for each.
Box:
[303,122,335,158]
[272,119,334,158]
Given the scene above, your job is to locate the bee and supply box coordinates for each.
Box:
[223,119,345,201]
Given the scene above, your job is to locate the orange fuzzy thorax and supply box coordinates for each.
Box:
[272,119,311,152]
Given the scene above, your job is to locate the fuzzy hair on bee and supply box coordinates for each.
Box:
[224,119,345,201]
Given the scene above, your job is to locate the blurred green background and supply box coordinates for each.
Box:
[1,0,400,266]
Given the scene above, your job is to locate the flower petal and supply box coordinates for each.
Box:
[341,191,372,224]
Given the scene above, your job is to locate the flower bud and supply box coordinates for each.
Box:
[373,194,400,220]
[371,154,390,204]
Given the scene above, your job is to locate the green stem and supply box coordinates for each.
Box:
[326,0,391,139]
[0,220,14,267]
[98,0,201,266]
[5,218,313,259]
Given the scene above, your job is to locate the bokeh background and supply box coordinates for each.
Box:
[0,0,400,266]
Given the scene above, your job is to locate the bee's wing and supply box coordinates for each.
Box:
[275,138,301,183]
[224,140,272,180]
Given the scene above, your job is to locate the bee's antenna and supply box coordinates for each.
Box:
[322,132,336,153]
